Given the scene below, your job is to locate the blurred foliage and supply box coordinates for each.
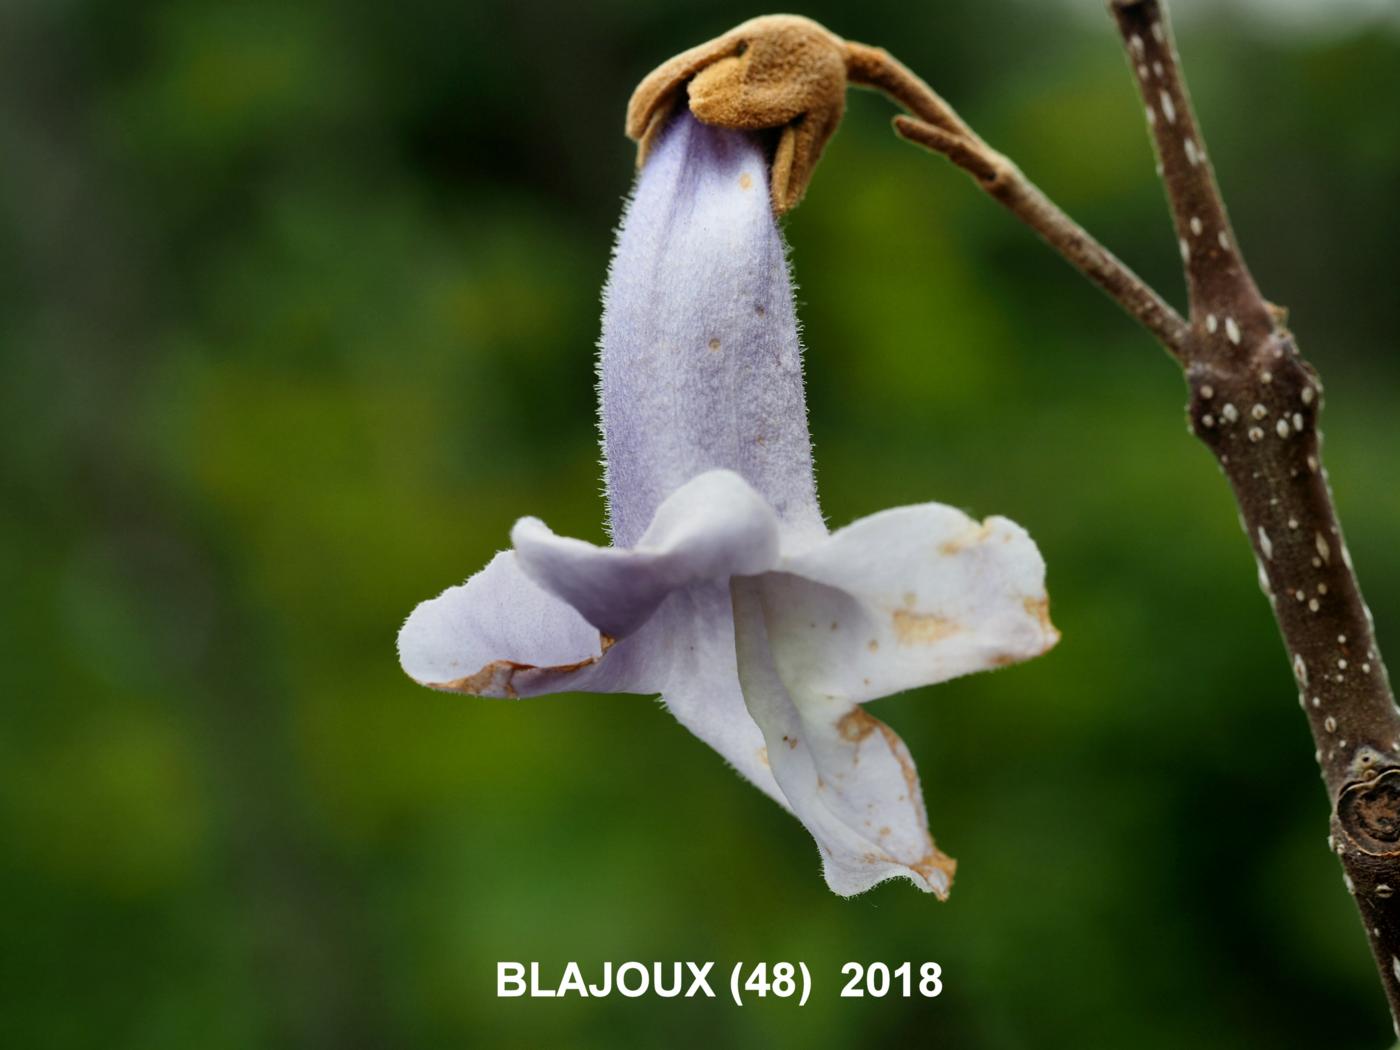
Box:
[2,1,1399,1047]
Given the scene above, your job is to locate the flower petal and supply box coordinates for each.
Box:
[398,550,633,697]
[727,505,1055,896]
[511,469,781,639]
[644,583,787,806]
[507,470,792,803]
[770,506,1058,704]
[732,577,954,897]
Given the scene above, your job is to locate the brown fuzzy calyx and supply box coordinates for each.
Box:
[625,15,849,214]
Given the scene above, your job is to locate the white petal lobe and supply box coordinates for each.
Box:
[512,470,781,639]
[772,506,1057,704]
[646,583,787,805]
[398,551,621,697]
[726,502,1056,896]
[732,578,954,897]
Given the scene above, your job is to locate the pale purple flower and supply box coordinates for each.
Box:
[398,111,1057,896]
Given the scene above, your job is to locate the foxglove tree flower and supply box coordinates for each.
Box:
[398,105,1057,897]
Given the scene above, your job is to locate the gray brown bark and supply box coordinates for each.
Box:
[1111,0,1400,1032]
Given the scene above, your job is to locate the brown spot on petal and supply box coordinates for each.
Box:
[867,639,879,653]
[939,519,994,555]
[837,708,878,742]
[912,846,958,900]
[708,337,721,351]
[1023,595,1061,647]
[757,746,770,768]
[421,634,613,698]
[892,609,960,645]
[739,172,754,190]
[873,720,923,819]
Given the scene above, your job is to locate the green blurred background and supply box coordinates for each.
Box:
[3,1,1399,1047]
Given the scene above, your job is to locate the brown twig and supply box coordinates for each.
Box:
[1107,0,1400,1032]
[867,0,1400,1033]
[844,41,1190,357]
